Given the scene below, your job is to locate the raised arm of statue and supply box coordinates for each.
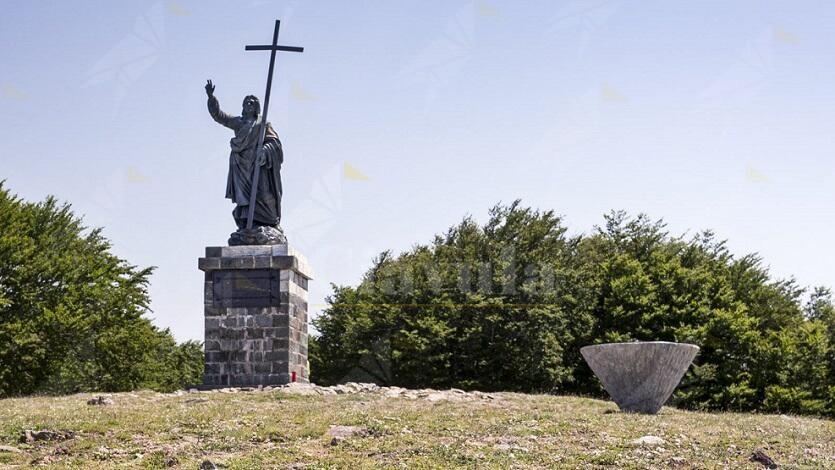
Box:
[205,80,240,130]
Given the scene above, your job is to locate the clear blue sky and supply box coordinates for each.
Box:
[2,1,834,341]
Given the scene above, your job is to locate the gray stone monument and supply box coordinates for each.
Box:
[580,341,699,414]
[198,245,313,387]
[197,20,311,388]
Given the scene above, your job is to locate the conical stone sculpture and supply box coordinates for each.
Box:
[581,341,699,414]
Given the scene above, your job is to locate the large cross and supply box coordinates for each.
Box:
[243,20,304,230]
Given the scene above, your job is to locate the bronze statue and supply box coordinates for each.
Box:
[206,80,286,245]
[206,20,303,245]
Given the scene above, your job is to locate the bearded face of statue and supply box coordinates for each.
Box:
[242,96,260,120]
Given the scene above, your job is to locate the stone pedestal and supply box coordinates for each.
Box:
[197,245,313,388]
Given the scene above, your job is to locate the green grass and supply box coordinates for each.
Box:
[0,389,832,468]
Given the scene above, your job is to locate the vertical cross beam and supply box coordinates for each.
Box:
[243,20,304,230]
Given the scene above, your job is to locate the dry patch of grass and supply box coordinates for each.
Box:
[0,388,832,468]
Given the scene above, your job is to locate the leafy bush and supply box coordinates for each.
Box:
[0,183,202,396]
[312,201,835,416]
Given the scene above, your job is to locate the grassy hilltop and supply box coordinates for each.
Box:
[0,385,832,469]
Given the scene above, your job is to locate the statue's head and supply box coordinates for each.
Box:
[242,95,261,119]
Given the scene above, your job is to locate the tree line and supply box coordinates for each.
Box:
[3,185,833,416]
[0,183,202,396]
[312,201,835,416]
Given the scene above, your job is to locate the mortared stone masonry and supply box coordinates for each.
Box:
[198,245,313,388]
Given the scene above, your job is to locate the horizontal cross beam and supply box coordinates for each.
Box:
[245,45,304,53]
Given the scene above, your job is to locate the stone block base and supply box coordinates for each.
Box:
[198,245,313,388]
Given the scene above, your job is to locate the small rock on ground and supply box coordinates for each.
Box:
[494,443,529,452]
[327,425,370,445]
[87,395,113,406]
[279,382,496,402]
[0,445,22,453]
[20,429,75,443]
[750,450,778,468]
[631,435,666,447]
[187,382,497,402]
[669,456,686,466]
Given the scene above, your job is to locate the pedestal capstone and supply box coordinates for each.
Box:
[197,244,313,388]
[580,341,699,414]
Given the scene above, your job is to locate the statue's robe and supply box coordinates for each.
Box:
[208,95,283,229]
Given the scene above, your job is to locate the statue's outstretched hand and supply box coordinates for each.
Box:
[256,148,267,167]
[205,79,215,96]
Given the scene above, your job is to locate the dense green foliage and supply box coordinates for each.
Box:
[313,201,835,416]
[0,183,202,396]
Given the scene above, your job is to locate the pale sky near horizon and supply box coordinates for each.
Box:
[2,1,835,342]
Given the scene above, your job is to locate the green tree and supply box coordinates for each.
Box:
[312,202,835,416]
[314,203,591,392]
[0,183,202,396]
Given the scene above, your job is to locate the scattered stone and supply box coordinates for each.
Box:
[53,446,70,455]
[200,460,218,470]
[87,395,114,406]
[383,387,407,398]
[669,456,686,466]
[750,450,778,468]
[168,381,498,401]
[20,429,75,443]
[631,435,666,447]
[164,454,178,467]
[426,392,449,402]
[327,425,370,446]
[281,382,322,396]
[0,445,22,453]
[273,382,497,401]
[30,455,61,466]
[494,443,529,452]
[266,432,288,443]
